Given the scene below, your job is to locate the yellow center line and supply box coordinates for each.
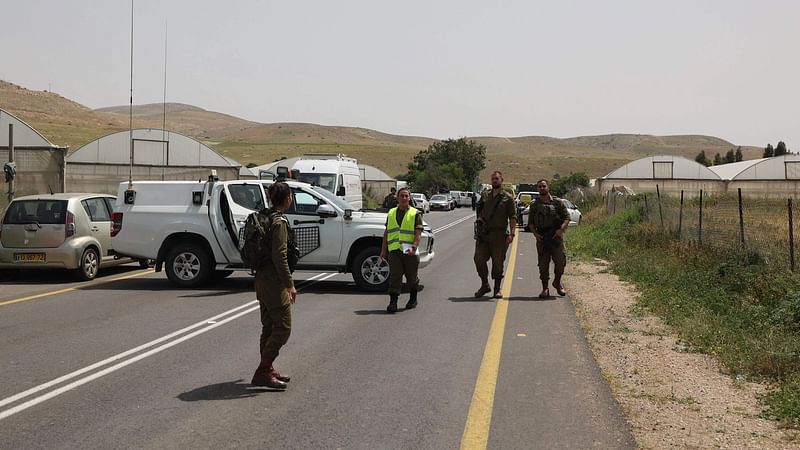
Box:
[460,236,519,450]
[0,269,155,307]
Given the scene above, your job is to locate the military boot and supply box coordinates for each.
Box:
[405,289,418,310]
[493,278,503,299]
[270,366,291,383]
[553,278,566,297]
[474,278,491,297]
[252,358,287,390]
[387,294,399,313]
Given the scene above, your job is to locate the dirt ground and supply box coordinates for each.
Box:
[565,260,800,449]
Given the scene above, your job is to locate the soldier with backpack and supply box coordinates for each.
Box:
[245,182,297,390]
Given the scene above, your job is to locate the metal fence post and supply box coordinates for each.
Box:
[789,198,795,272]
[656,184,664,229]
[698,189,704,246]
[612,192,616,214]
[643,193,648,218]
[678,190,684,237]
[738,188,745,244]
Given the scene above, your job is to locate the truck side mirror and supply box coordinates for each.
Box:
[344,209,353,220]
[316,204,337,218]
[336,186,346,197]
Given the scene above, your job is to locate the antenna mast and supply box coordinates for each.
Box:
[128,0,134,189]
[162,20,168,180]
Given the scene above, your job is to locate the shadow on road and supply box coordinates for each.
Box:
[448,296,495,303]
[0,265,144,285]
[354,308,395,315]
[177,379,284,401]
[507,295,560,302]
[448,295,559,303]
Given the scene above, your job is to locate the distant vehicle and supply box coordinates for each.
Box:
[521,197,582,231]
[429,194,453,211]
[0,193,138,280]
[292,154,363,209]
[450,191,472,208]
[411,193,430,214]
[447,193,458,210]
[515,191,540,224]
[111,178,435,291]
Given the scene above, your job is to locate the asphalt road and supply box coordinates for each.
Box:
[0,207,634,449]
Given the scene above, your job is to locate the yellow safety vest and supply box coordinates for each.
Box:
[387,207,418,252]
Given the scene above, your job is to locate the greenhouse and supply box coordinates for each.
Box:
[0,109,67,212]
[596,155,724,197]
[66,128,241,194]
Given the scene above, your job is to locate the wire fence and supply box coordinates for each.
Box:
[605,187,800,270]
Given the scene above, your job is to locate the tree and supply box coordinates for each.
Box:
[735,146,743,162]
[764,144,774,158]
[549,172,590,197]
[713,153,723,165]
[775,141,788,156]
[725,149,735,164]
[695,151,709,166]
[405,137,486,195]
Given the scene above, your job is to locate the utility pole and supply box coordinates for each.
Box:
[7,123,14,204]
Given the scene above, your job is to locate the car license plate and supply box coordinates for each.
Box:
[14,253,46,262]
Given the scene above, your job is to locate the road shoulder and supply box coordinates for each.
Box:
[566,260,799,449]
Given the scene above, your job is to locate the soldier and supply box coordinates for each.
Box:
[382,187,398,209]
[474,171,517,299]
[251,182,297,390]
[380,187,423,313]
[529,179,570,298]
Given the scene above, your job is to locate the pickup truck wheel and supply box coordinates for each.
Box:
[165,244,211,288]
[351,247,390,292]
[76,247,100,281]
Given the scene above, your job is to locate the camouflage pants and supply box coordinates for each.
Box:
[474,230,509,282]
[536,239,566,283]
[254,272,292,360]
[388,250,419,296]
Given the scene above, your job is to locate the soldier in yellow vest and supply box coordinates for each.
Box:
[380,188,423,313]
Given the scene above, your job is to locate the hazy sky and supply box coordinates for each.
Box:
[2,1,798,147]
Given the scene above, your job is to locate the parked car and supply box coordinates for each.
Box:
[446,193,457,210]
[429,194,452,211]
[411,193,430,213]
[521,197,582,231]
[0,193,138,280]
[449,191,472,208]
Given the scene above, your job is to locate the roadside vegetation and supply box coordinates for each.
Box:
[569,205,800,426]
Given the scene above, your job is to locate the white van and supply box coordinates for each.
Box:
[292,154,363,209]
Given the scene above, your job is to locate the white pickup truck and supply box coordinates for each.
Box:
[111,178,435,291]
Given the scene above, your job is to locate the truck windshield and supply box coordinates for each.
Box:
[297,173,337,193]
[311,186,356,211]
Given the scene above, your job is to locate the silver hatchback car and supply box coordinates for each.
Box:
[0,193,131,280]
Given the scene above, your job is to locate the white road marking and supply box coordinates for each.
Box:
[0,271,329,420]
[0,216,469,420]
[433,214,474,234]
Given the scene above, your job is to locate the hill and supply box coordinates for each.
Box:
[0,79,762,182]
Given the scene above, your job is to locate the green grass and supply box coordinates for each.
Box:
[569,207,800,426]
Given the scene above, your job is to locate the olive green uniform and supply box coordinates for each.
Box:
[254,212,293,361]
[529,197,570,283]
[385,207,424,295]
[382,193,398,209]
[474,189,516,282]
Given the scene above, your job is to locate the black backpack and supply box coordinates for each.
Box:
[239,209,300,273]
